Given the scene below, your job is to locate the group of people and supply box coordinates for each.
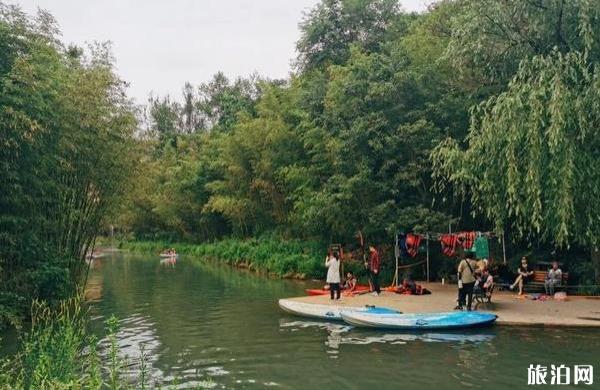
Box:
[456,254,565,310]
[508,257,563,295]
[325,244,565,305]
[324,246,380,300]
[162,248,177,257]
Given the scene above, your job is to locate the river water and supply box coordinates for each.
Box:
[75,253,600,388]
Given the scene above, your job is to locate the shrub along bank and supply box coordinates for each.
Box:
[118,237,329,279]
[117,237,385,282]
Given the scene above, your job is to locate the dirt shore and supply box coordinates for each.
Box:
[283,282,600,327]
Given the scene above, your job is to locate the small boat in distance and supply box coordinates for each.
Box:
[159,248,178,258]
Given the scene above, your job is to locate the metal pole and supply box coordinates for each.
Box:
[426,234,430,283]
[502,232,507,265]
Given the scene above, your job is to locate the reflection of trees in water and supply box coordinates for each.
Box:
[454,336,497,387]
[87,253,311,383]
[85,271,103,301]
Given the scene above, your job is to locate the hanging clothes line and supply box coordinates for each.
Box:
[393,230,507,285]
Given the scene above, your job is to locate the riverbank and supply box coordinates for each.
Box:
[281,283,600,327]
[115,237,329,279]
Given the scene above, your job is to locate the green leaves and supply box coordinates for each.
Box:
[1,4,136,322]
[434,46,600,248]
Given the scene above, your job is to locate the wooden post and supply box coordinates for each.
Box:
[502,232,507,265]
[426,234,430,283]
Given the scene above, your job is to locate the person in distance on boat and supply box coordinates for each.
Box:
[367,246,381,296]
[325,251,341,300]
[343,271,357,292]
[544,261,562,296]
[510,256,533,295]
[455,254,477,311]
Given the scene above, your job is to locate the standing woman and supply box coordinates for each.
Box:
[326,251,341,300]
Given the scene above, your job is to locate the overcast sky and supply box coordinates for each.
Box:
[12,0,432,103]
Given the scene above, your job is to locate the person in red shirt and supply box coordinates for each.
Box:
[367,246,381,295]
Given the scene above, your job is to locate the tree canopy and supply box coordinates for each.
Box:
[4,0,600,326]
[121,0,600,254]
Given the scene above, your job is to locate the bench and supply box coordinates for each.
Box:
[528,271,569,292]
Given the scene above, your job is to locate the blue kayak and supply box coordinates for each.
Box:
[340,310,497,330]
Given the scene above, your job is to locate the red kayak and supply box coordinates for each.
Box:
[305,285,370,296]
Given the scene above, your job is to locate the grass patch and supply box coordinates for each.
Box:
[118,236,329,279]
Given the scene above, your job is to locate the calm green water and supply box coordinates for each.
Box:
[44,253,600,387]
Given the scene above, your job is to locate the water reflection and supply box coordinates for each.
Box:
[79,253,600,389]
[279,319,496,357]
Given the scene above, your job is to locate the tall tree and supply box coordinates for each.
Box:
[432,33,600,251]
[0,3,136,324]
[296,0,405,71]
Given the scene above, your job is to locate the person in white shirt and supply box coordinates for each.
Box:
[545,261,562,295]
[325,252,341,300]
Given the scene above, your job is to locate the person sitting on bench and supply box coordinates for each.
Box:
[544,261,562,296]
[510,257,533,295]
[474,266,494,297]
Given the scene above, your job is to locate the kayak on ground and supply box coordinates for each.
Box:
[278,299,400,321]
[340,310,497,330]
[305,285,370,296]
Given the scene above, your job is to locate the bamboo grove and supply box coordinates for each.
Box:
[0,4,136,326]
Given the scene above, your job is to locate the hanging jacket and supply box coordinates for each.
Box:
[399,234,409,257]
[405,233,422,257]
[457,231,476,250]
[440,234,458,257]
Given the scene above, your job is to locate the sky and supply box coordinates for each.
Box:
[12,0,433,104]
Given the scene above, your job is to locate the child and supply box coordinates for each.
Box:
[343,271,357,292]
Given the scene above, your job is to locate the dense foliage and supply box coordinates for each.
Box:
[432,0,600,250]
[4,0,599,387]
[0,299,156,389]
[3,0,600,330]
[119,237,327,279]
[120,0,599,281]
[0,4,136,326]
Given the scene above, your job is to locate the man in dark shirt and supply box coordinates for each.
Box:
[367,246,381,295]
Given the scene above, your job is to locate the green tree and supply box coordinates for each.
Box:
[432,42,600,251]
[205,85,304,235]
[0,3,136,324]
[296,0,407,70]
